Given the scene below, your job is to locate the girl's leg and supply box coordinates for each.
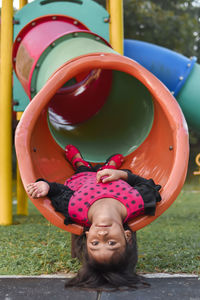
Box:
[97,154,124,171]
[65,145,124,172]
[71,152,87,168]
[65,145,91,170]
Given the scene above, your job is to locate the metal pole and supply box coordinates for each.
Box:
[16,0,28,215]
[108,0,124,54]
[106,0,110,13]
[0,0,13,225]
[19,0,28,7]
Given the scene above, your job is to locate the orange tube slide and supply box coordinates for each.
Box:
[15,53,189,235]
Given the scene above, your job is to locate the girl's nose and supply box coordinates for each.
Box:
[97,230,108,236]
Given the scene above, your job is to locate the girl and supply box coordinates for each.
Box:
[27,145,161,291]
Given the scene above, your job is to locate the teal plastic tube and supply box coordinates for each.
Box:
[176,63,200,133]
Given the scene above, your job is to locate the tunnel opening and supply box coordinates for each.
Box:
[47,68,154,162]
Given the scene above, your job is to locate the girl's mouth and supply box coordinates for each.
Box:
[95,224,112,227]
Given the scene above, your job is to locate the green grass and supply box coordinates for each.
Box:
[137,186,200,274]
[0,182,199,275]
[0,206,80,275]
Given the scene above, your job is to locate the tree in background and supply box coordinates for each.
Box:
[95,0,200,60]
[124,0,200,60]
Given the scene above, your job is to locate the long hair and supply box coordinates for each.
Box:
[65,228,149,291]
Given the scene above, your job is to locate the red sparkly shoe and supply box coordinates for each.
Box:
[65,145,91,170]
[99,154,124,171]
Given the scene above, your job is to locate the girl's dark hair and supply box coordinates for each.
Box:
[65,228,149,291]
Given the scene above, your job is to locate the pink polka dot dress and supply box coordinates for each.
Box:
[64,172,145,227]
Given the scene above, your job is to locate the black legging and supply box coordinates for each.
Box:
[75,164,102,174]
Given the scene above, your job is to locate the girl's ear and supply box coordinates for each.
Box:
[124,230,132,243]
[85,231,89,238]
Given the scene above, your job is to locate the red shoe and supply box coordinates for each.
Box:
[65,145,91,170]
[99,154,124,171]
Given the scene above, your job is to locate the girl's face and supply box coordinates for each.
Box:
[85,222,132,263]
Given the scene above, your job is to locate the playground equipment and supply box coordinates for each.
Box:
[124,40,200,133]
[0,0,13,225]
[1,0,189,232]
[12,0,189,234]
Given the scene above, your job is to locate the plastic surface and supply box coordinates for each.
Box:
[124,39,197,96]
[13,0,109,41]
[32,32,114,97]
[47,69,154,161]
[124,39,200,133]
[13,15,90,98]
[13,14,121,129]
[13,0,109,112]
[176,63,200,132]
[15,53,189,234]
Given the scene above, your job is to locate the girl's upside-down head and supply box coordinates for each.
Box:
[65,226,149,291]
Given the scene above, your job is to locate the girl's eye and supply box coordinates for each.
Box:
[108,241,116,246]
[91,241,99,246]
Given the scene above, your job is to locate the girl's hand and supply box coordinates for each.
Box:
[96,169,128,183]
[26,181,50,198]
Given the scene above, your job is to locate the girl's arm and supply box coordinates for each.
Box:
[27,179,74,226]
[122,170,151,186]
[96,169,145,185]
[96,169,129,183]
[96,169,161,191]
[26,179,70,198]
